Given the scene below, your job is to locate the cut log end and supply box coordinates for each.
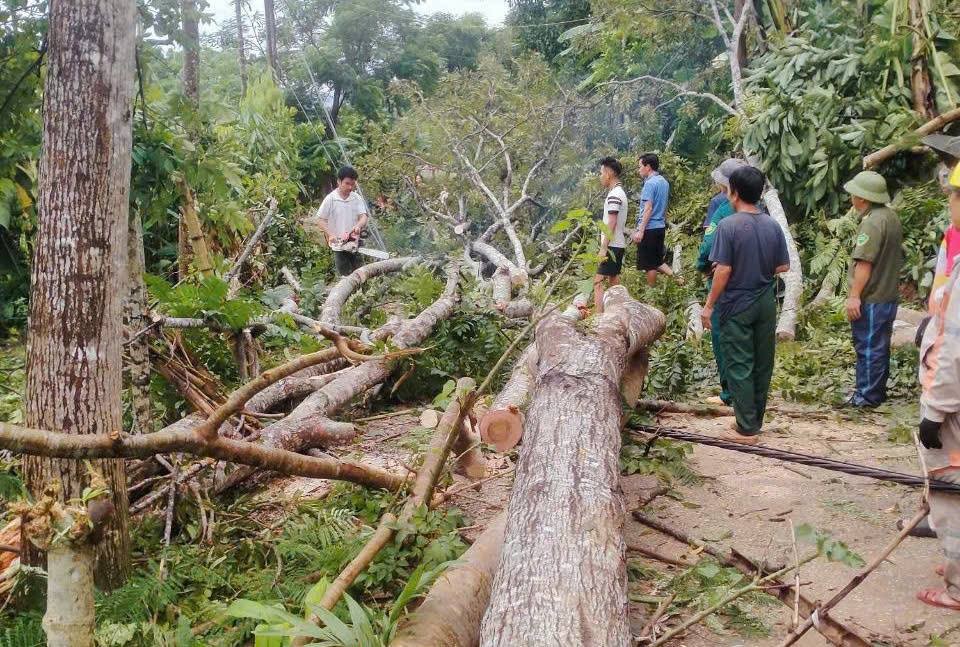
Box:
[479,407,523,453]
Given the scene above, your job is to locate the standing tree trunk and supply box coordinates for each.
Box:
[908,0,937,120]
[125,210,153,435]
[180,0,200,106]
[264,0,280,82]
[235,0,248,97]
[480,287,665,647]
[22,0,135,605]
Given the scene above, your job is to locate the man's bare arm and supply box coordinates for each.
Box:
[705,265,732,309]
[775,263,790,274]
[600,211,619,256]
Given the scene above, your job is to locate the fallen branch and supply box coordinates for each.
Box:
[638,593,676,643]
[633,512,874,647]
[0,421,407,492]
[225,197,278,291]
[320,256,421,326]
[296,378,476,642]
[776,503,930,646]
[390,514,507,647]
[864,107,960,169]
[635,399,831,420]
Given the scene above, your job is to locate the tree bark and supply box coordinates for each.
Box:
[479,287,665,647]
[42,546,96,647]
[235,0,248,97]
[22,0,136,596]
[125,210,153,434]
[181,0,200,106]
[264,0,280,82]
[864,107,960,168]
[391,514,507,647]
[319,257,420,326]
[760,183,802,340]
[908,0,937,120]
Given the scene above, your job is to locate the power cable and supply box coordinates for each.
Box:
[629,424,960,494]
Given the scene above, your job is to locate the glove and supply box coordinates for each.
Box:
[919,417,943,449]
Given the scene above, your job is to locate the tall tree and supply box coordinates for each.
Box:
[181,0,200,106]
[264,0,280,81]
[236,0,248,95]
[22,0,136,600]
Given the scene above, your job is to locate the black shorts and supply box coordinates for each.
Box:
[334,250,364,276]
[597,246,625,277]
[637,227,666,271]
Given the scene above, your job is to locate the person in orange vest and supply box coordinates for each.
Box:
[916,163,960,610]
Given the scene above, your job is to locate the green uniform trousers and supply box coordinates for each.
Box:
[717,285,777,435]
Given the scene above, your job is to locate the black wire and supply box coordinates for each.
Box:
[628,424,960,494]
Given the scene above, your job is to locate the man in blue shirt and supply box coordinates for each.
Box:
[702,166,790,444]
[631,154,678,286]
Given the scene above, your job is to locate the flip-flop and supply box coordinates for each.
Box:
[917,588,960,610]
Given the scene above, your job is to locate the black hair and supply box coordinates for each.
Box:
[338,165,359,181]
[599,156,622,177]
[639,153,660,172]
[728,166,765,204]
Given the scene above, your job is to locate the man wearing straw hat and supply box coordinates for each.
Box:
[842,170,904,408]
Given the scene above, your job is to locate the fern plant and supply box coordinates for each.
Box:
[0,613,43,647]
[226,563,450,647]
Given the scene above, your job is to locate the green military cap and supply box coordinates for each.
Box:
[844,170,892,204]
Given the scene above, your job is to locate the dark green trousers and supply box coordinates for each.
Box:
[717,286,777,435]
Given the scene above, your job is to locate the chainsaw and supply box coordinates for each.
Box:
[329,230,390,260]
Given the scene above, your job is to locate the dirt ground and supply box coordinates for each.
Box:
[277,401,960,646]
[627,404,960,647]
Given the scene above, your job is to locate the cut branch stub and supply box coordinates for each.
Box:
[478,345,536,453]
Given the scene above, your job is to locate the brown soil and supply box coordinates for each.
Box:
[275,400,960,646]
[627,404,960,646]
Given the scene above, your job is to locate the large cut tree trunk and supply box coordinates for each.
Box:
[480,287,665,647]
[22,0,136,608]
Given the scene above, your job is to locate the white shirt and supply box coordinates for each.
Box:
[311,189,367,245]
[603,184,628,248]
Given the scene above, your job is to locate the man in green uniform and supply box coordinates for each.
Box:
[843,171,904,408]
[697,158,747,405]
[701,167,790,444]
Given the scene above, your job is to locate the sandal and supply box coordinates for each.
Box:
[917,588,960,610]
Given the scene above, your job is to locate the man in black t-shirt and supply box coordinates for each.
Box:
[701,167,790,444]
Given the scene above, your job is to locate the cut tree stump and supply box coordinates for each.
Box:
[479,287,665,647]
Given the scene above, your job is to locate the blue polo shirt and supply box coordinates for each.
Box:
[639,172,669,230]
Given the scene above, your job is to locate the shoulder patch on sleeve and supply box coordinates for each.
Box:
[705,223,717,235]
[856,232,869,247]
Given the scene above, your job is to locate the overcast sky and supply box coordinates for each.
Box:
[204,0,509,31]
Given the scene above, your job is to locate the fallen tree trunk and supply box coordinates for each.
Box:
[319,256,420,326]
[217,266,461,491]
[390,514,507,647]
[479,286,665,647]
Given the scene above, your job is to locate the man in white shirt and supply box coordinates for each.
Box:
[594,157,628,313]
[305,166,369,276]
